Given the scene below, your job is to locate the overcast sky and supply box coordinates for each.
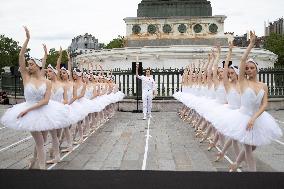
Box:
[1,0,283,58]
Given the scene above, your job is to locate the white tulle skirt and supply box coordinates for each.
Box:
[76,97,102,114]
[69,100,88,121]
[114,91,125,102]
[92,97,105,112]
[1,100,71,131]
[97,94,112,107]
[213,109,283,146]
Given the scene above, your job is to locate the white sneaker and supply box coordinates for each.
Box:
[143,116,147,120]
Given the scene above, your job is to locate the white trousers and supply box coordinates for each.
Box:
[142,90,153,116]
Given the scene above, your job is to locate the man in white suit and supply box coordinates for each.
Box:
[136,64,157,120]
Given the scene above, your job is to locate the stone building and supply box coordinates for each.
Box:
[265,18,284,36]
[76,0,277,71]
[69,33,101,56]
[124,0,228,47]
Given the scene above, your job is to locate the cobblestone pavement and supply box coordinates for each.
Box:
[0,105,283,171]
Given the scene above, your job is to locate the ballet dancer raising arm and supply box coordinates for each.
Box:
[18,27,52,118]
[67,51,73,82]
[41,44,48,76]
[239,31,268,131]
[55,47,62,79]
[212,46,221,89]
[207,52,214,88]
[19,26,30,82]
[56,48,68,105]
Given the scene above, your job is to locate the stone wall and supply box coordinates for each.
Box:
[127,38,228,47]
[124,16,227,47]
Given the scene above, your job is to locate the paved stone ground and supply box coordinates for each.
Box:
[0,104,283,172]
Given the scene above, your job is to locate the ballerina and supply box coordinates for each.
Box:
[1,27,69,169]
[46,61,70,164]
[214,42,241,162]
[91,66,103,129]
[70,67,89,144]
[205,46,228,151]
[227,31,282,172]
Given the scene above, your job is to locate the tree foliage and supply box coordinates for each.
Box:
[105,36,125,49]
[264,33,284,65]
[0,35,30,72]
[46,48,68,67]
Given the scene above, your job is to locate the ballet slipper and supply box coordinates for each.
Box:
[73,138,83,145]
[61,146,73,153]
[199,137,206,143]
[46,154,60,164]
[83,133,90,138]
[229,163,238,172]
[215,152,224,162]
[207,143,215,151]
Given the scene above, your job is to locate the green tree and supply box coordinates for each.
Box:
[0,35,31,73]
[105,35,125,49]
[264,33,284,65]
[46,48,68,67]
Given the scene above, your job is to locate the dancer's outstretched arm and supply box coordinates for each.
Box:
[197,60,203,83]
[19,26,30,83]
[207,52,214,84]
[67,51,73,82]
[203,57,209,72]
[41,44,48,76]
[213,46,221,88]
[223,42,233,91]
[239,31,256,82]
[56,47,62,80]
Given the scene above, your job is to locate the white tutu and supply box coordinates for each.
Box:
[215,109,283,146]
[115,91,125,102]
[76,97,100,114]
[97,94,112,107]
[92,97,106,112]
[70,100,89,121]
[214,88,283,146]
[1,100,71,131]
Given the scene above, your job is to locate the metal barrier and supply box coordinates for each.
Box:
[1,67,284,98]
